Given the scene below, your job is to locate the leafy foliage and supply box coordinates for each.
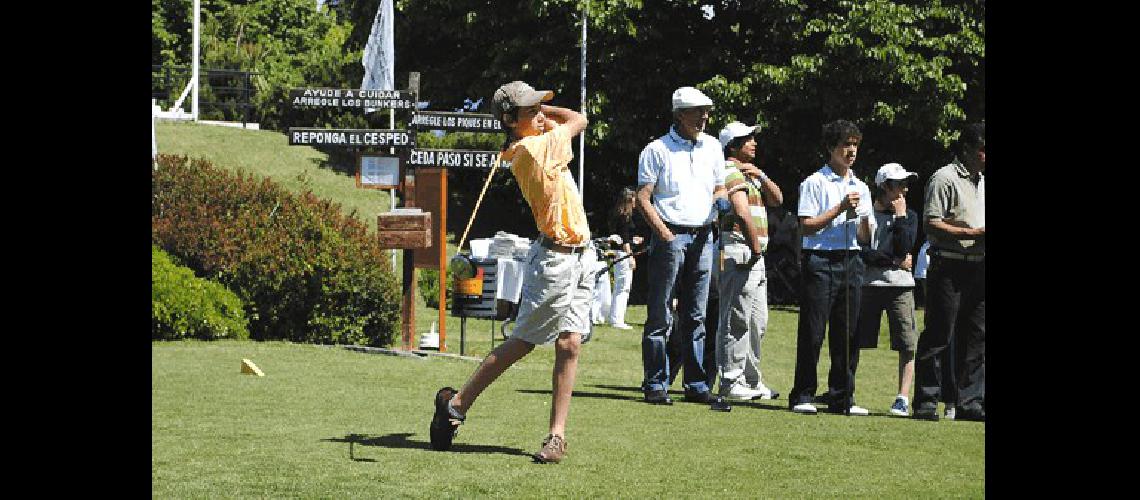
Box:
[152,244,250,340]
[152,154,401,346]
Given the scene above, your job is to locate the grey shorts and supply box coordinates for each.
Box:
[509,241,597,345]
[856,286,917,352]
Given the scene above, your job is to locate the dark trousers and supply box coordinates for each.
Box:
[789,250,865,409]
[914,256,985,412]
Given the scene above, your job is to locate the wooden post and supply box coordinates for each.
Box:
[402,71,421,352]
[438,168,448,351]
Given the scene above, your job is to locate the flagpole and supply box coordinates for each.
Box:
[578,1,587,197]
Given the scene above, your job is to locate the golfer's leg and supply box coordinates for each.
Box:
[790,253,831,406]
[549,332,582,437]
[955,262,986,411]
[898,350,916,399]
[452,337,535,415]
[642,235,681,392]
[913,259,960,410]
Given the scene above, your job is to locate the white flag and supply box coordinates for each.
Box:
[361,0,394,114]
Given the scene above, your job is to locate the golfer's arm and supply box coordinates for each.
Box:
[636,183,671,240]
[925,217,984,240]
[760,177,783,206]
[800,203,844,234]
[730,189,763,252]
[540,104,587,138]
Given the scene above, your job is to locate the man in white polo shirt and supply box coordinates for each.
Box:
[635,86,727,405]
[787,119,875,416]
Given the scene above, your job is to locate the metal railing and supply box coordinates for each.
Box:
[151,65,259,125]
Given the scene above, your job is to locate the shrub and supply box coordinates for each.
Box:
[152,244,249,340]
[417,268,452,310]
[152,154,401,346]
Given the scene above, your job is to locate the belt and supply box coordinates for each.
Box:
[804,249,857,260]
[665,222,711,235]
[931,249,985,262]
[537,235,588,255]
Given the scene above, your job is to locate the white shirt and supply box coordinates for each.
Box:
[798,165,875,250]
[637,126,726,227]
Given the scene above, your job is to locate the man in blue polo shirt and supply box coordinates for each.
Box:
[635,86,727,405]
[788,119,875,416]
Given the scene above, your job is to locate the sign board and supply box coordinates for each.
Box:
[413,168,446,269]
[408,149,500,170]
[289,88,415,109]
[358,153,402,189]
[409,111,503,133]
[288,128,414,148]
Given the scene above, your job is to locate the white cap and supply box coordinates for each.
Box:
[718,121,761,149]
[672,86,714,111]
[874,162,918,187]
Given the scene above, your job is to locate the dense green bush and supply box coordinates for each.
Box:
[153,244,249,340]
[417,268,452,310]
[152,154,401,346]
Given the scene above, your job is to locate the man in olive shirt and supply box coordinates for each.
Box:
[912,122,985,422]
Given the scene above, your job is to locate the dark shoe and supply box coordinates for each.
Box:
[710,396,732,412]
[956,407,986,422]
[643,390,673,405]
[912,406,940,422]
[532,434,567,464]
[429,386,464,451]
[684,389,714,404]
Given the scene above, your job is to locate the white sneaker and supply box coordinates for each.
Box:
[611,323,633,330]
[792,403,818,414]
[723,385,766,401]
[754,385,777,400]
[847,405,870,416]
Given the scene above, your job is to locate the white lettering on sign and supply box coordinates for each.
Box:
[410,149,435,165]
[302,88,342,98]
[292,96,341,106]
[358,89,402,99]
[292,131,348,144]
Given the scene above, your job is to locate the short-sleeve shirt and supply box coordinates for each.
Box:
[502,122,591,245]
[637,126,726,227]
[722,162,768,250]
[923,160,985,255]
[798,165,874,250]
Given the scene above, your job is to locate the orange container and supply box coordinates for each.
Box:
[455,267,485,297]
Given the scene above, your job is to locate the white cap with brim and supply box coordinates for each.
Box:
[718,121,761,149]
[672,86,714,111]
[875,162,918,187]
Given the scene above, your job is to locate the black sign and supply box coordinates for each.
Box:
[409,111,503,132]
[408,149,501,170]
[288,128,414,147]
[289,88,415,109]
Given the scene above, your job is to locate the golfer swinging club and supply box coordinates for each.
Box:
[430,81,593,464]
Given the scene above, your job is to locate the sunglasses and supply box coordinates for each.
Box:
[884,179,909,188]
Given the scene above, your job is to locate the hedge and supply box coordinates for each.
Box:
[152,244,249,340]
[151,154,400,346]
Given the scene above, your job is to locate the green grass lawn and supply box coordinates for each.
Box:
[153,121,982,497]
[153,306,983,498]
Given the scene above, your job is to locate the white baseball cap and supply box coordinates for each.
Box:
[875,162,918,187]
[672,86,714,111]
[718,121,761,149]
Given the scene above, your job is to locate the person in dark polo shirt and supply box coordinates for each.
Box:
[911,122,986,422]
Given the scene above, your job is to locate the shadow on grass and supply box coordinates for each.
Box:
[515,388,642,402]
[326,433,530,461]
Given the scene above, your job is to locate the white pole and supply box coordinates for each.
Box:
[152,99,159,165]
[390,108,398,270]
[578,2,587,197]
[192,0,200,121]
